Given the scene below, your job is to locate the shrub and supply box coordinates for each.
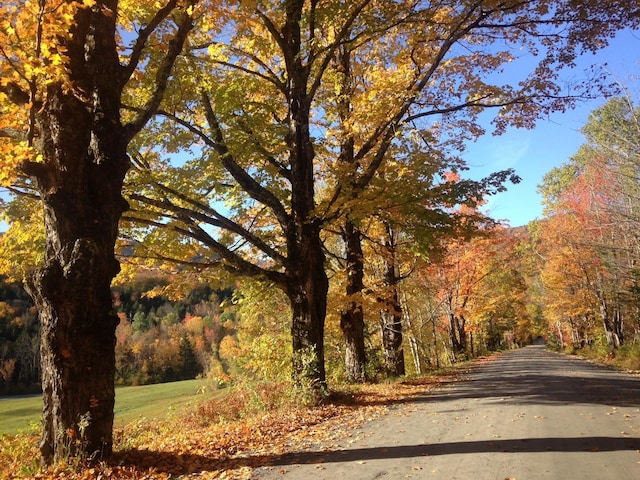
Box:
[193,380,301,425]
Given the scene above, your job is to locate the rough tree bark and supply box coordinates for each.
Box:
[287,221,329,393]
[448,312,468,360]
[15,1,193,464]
[335,42,368,383]
[340,219,367,383]
[21,6,128,462]
[283,1,329,393]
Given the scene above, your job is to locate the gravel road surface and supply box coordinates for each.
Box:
[252,345,640,479]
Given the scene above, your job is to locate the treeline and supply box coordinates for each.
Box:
[0,280,39,395]
[531,97,640,365]
[1,220,532,396]
[0,275,236,395]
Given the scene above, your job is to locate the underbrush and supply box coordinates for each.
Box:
[190,380,302,425]
[563,338,640,372]
[608,343,640,371]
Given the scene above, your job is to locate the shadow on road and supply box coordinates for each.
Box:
[253,436,640,467]
[115,436,640,475]
[113,346,640,476]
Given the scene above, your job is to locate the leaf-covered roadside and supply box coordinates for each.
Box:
[0,369,466,479]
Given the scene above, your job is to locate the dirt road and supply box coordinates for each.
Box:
[252,345,640,479]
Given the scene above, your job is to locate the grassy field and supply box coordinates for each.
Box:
[0,379,212,435]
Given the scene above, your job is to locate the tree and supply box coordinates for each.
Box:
[377,221,406,376]
[463,228,529,352]
[0,0,196,463]
[537,96,640,348]
[120,0,639,392]
[537,214,601,346]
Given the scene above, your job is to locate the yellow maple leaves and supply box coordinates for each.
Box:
[0,0,84,186]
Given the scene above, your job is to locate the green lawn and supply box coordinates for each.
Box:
[0,379,212,435]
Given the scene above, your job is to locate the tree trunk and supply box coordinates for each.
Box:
[9,0,191,464]
[432,316,441,369]
[556,321,565,349]
[401,292,422,375]
[25,84,129,463]
[380,306,405,377]
[287,221,328,396]
[12,4,131,464]
[408,334,422,375]
[340,220,367,383]
[448,313,467,361]
[286,33,328,394]
[598,296,621,348]
[334,43,368,383]
[379,223,405,377]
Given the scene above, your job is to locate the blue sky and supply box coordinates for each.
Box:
[468,28,640,227]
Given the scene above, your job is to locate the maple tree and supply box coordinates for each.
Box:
[462,228,529,352]
[120,0,639,392]
[537,213,601,347]
[0,0,198,463]
[414,220,517,360]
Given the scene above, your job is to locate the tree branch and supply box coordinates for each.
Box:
[133,183,288,266]
[121,0,179,83]
[124,5,195,140]
[200,91,291,228]
[0,82,30,105]
[122,213,287,286]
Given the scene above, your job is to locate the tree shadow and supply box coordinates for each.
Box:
[113,435,640,476]
[111,346,640,476]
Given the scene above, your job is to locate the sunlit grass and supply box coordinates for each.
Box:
[0,379,215,435]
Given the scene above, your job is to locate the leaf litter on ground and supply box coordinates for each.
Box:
[1,367,470,479]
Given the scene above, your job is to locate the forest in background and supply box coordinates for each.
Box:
[0,275,235,394]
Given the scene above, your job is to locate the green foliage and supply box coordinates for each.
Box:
[221,280,292,382]
[179,335,201,379]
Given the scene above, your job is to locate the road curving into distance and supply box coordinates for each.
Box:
[252,345,640,479]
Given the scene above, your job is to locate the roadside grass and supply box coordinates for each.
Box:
[562,341,640,372]
[555,336,640,373]
[0,379,215,436]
